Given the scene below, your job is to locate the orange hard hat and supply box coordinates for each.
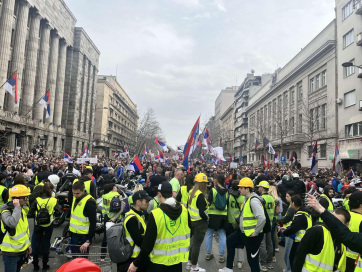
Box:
[55,258,101,272]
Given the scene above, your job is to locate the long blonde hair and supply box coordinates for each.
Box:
[133,183,143,194]
[269,185,279,201]
[188,182,207,205]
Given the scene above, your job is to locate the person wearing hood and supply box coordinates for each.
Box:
[205,175,228,263]
[318,185,334,222]
[68,168,96,205]
[0,185,31,272]
[127,181,191,272]
[278,175,295,204]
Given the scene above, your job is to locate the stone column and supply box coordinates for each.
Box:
[45,31,59,123]
[89,67,98,155]
[84,60,92,135]
[79,56,88,132]
[33,21,51,121]
[0,0,15,110]
[6,132,15,150]
[61,46,73,128]
[21,10,41,117]
[53,39,67,127]
[6,0,30,112]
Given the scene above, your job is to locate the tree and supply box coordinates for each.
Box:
[135,108,165,155]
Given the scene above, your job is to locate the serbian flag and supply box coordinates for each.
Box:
[128,155,144,172]
[177,146,182,152]
[124,148,129,153]
[332,143,342,175]
[80,145,89,158]
[310,140,318,174]
[255,139,260,151]
[3,72,17,106]
[274,152,279,163]
[349,169,355,178]
[200,150,205,162]
[159,151,165,162]
[64,153,73,163]
[182,116,200,169]
[144,145,147,156]
[289,154,296,163]
[263,154,269,169]
[112,151,118,157]
[39,91,50,118]
[228,155,232,171]
[202,128,213,153]
[155,137,168,152]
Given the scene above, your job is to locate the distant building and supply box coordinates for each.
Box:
[93,76,138,158]
[220,103,234,158]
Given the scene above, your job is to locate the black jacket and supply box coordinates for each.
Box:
[149,175,166,197]
[28,194,62,221]
[125,208,145,248]
[277,206,295,225]
[283,207,310,237]
[278,179,296,204]
[31,171,51,185]
[207,186,228,229]
[133,202,191,267]
[68,175,96,205]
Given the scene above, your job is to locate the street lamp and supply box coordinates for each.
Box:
[342,62,362,68]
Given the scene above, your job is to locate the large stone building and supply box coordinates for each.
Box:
[0,0,100,156]
[335,0,362,170]
[246,21,338,168]
[220,103,234,157]
[93,76,138,158]
[233,72,272,161]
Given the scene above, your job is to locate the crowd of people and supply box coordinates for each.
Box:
[0,147,362,272]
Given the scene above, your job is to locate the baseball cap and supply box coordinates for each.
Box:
[158,181,172,194]
[132,190,152,202]
[349,191,362,205]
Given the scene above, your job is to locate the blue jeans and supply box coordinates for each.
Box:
[71,235,90,257]
[205,228,226,256]
[3,254,25,272]
[284,237,293,272]
[271,218,276,256]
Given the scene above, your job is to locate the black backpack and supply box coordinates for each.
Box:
[109,195,122,213]
[36,198,51,225]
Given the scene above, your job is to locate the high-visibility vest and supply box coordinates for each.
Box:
[355,256,362,272]
[102,191,122,219]
[262,194,275,227]
[36,197,57,227]
[153,196,160,210]
[346,211,362,261]
[0,185,7,206]
[150,206,191,265]
[302,225,335,272]
[34,175,39,186]
[241,196,263,236]
[282,205,293,228]
[318,194,334,223]
[0,208,31,253]
[188,189,208,221]
[69,194,93,234]
[342,198,350,211]
[295,210,312,242]
[34,181,45,190]
[227,193,244,224]
[180,186,189,207]
[208,188,228,216]
[128,195,133,207]
[124,209,146,258]
[337,244,347,272]
[73,179,91,195]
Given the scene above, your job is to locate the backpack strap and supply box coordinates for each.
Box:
[37,197,51,210]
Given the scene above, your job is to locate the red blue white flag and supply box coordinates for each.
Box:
[64,152,73,163]
[182,116,200,169]
[39,91,50,118]
[80,145,89,158]
[310,140,318,174]
[4,72,17,106]
[332,143,342,175]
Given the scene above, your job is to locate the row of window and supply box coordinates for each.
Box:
[342,1,354,21]
[345,121,362,137]
[309,71,327,93]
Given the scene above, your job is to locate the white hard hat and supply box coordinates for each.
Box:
[292,173,299,178]
[48,174,60,187]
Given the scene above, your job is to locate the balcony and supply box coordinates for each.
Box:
[358,68,362,78]
[357,33,362,46]
[356,0,362,15]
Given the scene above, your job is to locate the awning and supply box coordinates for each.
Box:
[329,149,362,160]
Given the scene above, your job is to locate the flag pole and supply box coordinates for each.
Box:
[24,89,49,117]
[0,70,17,89]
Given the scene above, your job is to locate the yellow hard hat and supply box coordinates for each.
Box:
[258,181,270,189]
[9,185,31,198]
[85,166,93,170]
[238,177,254,188]
[194,173,208,183]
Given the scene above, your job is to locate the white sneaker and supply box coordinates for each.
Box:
[218,268,233,272]
[191,266,206,272]
[260,264,268,272]
[275,247,280,252]
[237,261,243,269]
[186,261,192,270]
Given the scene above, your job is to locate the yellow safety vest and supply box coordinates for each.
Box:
[128,195,133,207]
[208,188,228,216]
[124,210,146,258]
[69,194,93,234]
[35,197,57,227]
[227,193,244,224]
[355,257,362,272]
[34,175,39,186]
[150,206,191,265]
[153,196,160,210]
[302,225,334,272]
[346,211,362,261]
[282,205,293,228]
[102,191,122,219]
[241,196,263,236]
[318,194,334,223]
[180,186,189,207]
[34,181,45,190]
[0,185,7,206]
[295,210,312,242]
[338,244,347,272]
[0,208,31,253]
[188,189,208,221]
[342,198,350,211]
[73,179,91,195]
[262,194,275,227]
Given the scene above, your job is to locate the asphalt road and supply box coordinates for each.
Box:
[0,220,287,272]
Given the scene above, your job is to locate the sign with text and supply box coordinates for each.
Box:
[77,157,98,164]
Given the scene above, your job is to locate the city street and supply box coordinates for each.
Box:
[0,220,286,272]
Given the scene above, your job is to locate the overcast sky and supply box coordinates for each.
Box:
[65,0,335,148]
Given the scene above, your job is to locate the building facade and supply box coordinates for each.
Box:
[93,76,138,158]
[233,72,272,161]
[247,21,338,168]
[220,103,234,157]
[0,0,100,156]
[336,0,362,170]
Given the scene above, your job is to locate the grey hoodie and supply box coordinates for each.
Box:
[239,192,266,235]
